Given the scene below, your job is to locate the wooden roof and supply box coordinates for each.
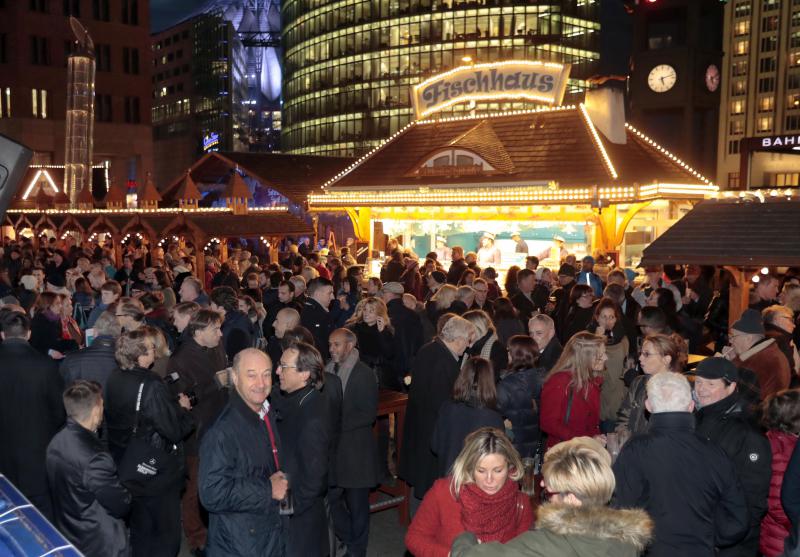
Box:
[641,198,800,267]
[140,174,163,202]
[174,171,202,201]
[77,185,94,205]
[223,171,252,199]
[325,106,709,190]
[104,180,127,204]
[160,152,354,206]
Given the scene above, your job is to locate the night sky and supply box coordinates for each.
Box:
[151,0,208,32]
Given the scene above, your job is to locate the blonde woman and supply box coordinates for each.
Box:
[426,283,461,325]
[406,428,533,557]
[539,332,606,448]
[451,437,652,556]
[616,333,685,436]
[463,309,508,381]
[346,297,396,388]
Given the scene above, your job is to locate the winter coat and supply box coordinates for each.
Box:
[510,290,546,325]
[301,297,335,359]
[562,305,594,344]
[220,310,253,362]
[447,259,468,285]
[761,430,799,557]
[733,338,791,400]
[0,338,65,517]
[615,373,651,436]
[466,331,507,381]
[537,335,563,372]
[613,411,750,557]
[696,392,772,556]
[589,324,629,422]
[104,365,195,496]
[334,359,379,489]
[199,390,285,557]
[399,339,462,499]
[348,321,396,389]
[59,336,118,392]
[494,317,524,349]
[431,400,504,477]
[274,385,331,557]
[386,298,424,380]
[405,477,533,557]
[46,420,131,557]
[30,310,78,356]
[451,503,652,557]
[496,367,546,458]
[539,370,602,448]
[167,337,228,455]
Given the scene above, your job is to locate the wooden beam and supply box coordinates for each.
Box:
[723,266,750,327]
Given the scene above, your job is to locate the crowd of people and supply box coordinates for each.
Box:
[1,233,800,557]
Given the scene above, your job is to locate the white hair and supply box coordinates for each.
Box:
[439,315,477,343]
[646,372,692,413]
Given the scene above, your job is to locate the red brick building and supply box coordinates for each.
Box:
[0,0,153,194]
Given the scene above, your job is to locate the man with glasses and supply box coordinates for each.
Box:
[727,308,790,401]
[469,278,494,316]
[762,305,800,375]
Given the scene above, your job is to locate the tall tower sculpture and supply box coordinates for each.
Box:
[64,17,96,207]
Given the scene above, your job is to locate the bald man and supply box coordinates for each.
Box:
[267,307,301,373]
[326,329,378,557]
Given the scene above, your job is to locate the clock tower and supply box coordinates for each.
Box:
[629,0,724,177]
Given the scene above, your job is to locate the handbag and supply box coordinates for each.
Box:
[117,382,181,495]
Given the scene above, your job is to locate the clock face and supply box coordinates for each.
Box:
[647,64,677,93]
[705,64,720,92]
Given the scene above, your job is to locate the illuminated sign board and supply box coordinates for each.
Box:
[761,135,800,150]
[412,60,571,119]
[203,132,220,152]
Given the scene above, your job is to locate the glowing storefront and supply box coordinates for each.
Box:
[308,64,718,271]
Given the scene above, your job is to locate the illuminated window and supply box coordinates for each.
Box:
[734,20,750,36]
[731,100,745,115]
[734,39,749,55]
[731,80,747,96]
[759,96,774,111]
[767,173,800,186]
[789,94,800,109]
[763,0,779,11]
[732,60,748,76]
[728,172,740,188]
[729,119,744,135]
[734,2,751,18]
[31,88,47,119]
[0,87,10,118]
[756,115,773,132]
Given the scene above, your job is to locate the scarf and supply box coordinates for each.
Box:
[459,478,523,543]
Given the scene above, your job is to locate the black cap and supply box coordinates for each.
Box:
[46,273,65,288]
[694,357,738,382]
[558,263,577,277]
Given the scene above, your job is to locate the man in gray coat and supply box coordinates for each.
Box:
[327,328,379,557]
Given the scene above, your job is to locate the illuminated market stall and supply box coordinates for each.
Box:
[307,61,718,274]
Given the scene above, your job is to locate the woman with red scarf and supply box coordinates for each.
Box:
[405,427,533,557]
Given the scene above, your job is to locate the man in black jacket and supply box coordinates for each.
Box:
[528,313,562,371]
[199,348,288,557]
[327,329,378,557]
[551,263,577,341]
[613,372,749,557]
[168,308,229,556]
[382,282,423,383]
[0,311,65,520]
[694,357,772,557]
[511,269,547,325]
[301,277,335,360]
[446,246,468,285]
[263,280,302,339]
[274,341,332,556]
[210,285,253,362]
[47,380,131,557]
[60,310,121,391]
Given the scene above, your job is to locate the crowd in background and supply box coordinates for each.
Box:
[1,232,800,557]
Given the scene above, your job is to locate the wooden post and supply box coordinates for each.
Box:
[725,266,751,327]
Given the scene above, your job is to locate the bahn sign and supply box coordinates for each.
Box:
[412,60,571,119]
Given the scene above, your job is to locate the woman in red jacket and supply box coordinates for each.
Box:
[760,389,800,557]
[539,332,606,449]
[405,427,533,557]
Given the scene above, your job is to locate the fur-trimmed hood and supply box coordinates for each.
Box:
[536,503,653,551]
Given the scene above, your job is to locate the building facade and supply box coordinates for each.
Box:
[151,1,282,187]
[717,0,800,188]
[628,0,724,179]
[281,0,601,156]
[0,0,153,196]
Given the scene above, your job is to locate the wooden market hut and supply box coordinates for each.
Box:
[640,195,800,324]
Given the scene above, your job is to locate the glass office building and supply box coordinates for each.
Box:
[282,0,601,155]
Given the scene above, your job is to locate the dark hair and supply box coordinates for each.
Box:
[517,268,535,283]
[1,311,30,338]
[603,283,626,305]
[281,325,315,349]
[101,280,122,296]
[307,277,333,296]
[452,356,497,409]
[210,286,239,313]
[525,256,539,267]
[63,380,102,422]
[279,279,295,293]
[652,287,677,315]
[761,389,800,434]
[492,297,518,320]
[607,269,626,283]
[638,306,669,331]
[186,308,223,338]
[285,341,325,390]
[569,284,594,306]
[154,269,172,288]
[504,266,520,293]
[507,335,539,371]
[483,267,497,280]
[139,293,161,312]
[270,272,284,288]
[458,268,476,285]
[593,297,622,323]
